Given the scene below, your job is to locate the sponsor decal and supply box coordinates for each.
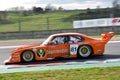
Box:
[37,48,45,58]
[48,49,68,54]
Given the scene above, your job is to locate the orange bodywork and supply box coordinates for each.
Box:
[4,32,114,64]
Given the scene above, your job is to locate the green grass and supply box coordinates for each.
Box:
[0,67,120,80]
[0,11,80,32]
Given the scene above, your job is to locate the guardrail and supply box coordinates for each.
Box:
[0,26,119,40]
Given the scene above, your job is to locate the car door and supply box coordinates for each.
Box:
[68,35,84,58]
[47,36,70,58]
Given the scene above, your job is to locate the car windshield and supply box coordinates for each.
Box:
[41,35,53,45]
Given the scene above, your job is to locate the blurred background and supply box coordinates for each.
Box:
[0,0,119,31]
[0,0,120,39]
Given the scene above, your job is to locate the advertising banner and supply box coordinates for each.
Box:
[73,18,120,28]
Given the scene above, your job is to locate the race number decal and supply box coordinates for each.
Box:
[70,44,78,54]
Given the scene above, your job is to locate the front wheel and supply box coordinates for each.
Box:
[21,50,35,62]
[77,45,92,58]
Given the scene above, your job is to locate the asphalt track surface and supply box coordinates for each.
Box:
[0,39,120,73]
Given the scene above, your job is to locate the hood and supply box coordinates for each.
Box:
[11,43,41,53]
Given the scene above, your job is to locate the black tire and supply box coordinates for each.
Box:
[77,45,92,58]
[21,50,35,62]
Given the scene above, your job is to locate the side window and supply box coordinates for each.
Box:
[52,36,66,44]
[69,36,84,43]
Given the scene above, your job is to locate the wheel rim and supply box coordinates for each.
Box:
[22,51,34,62]
[79,46,91,58]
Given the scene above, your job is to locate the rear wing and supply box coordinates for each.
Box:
[101,32,114,43]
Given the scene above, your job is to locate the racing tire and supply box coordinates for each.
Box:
[21,50,35,62]
[77,45,92,58]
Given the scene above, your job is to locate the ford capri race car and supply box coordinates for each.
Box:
[4,32,114,64]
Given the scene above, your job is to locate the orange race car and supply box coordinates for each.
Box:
[4,32,114,64]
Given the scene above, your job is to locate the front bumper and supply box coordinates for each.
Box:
[4,55,21,65]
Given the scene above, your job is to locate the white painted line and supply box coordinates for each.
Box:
[104,59,120,63]
[66,62,80,64]
[108,41,120,43]
[0,45,22,49]
[0,65,8,69]
[84,60,101,64]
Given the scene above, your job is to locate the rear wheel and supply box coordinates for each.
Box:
[78,45,92,58]
[21,50,35,62]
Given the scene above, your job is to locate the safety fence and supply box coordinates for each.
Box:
[0,26,119,40]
